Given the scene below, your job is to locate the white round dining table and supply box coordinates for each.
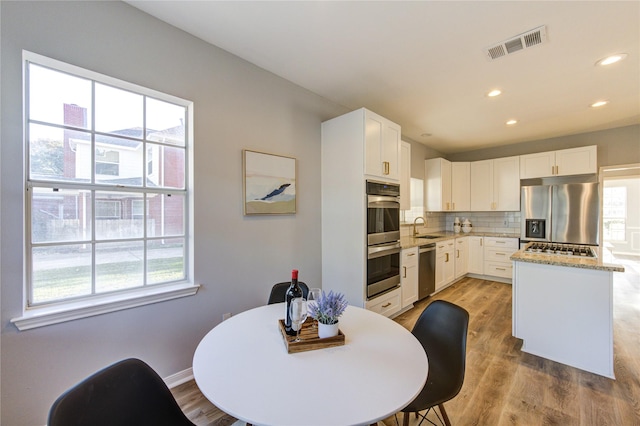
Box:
[193,303,428,426]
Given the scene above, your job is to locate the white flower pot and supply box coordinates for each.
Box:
[318,322,339,339]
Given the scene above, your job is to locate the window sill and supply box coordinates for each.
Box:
[11,283,200,331]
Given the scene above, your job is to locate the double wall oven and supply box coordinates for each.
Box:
[366,181,401,299]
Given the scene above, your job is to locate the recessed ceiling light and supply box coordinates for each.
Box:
[506,119,518,125]
[487,89,502,97]
[590,100,609,108]
[596,53,627,66]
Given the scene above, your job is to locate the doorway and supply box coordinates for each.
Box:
[600,164,640,279]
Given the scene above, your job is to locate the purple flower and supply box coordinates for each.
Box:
[309,290,348,325]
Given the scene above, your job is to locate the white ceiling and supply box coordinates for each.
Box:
[126,1,640,154]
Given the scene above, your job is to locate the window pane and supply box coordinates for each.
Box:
[95,83,143,137]
[32,245,92,303]
[31,187,92,243]
[29,123,91,183]
[146,144,185,189]
[95,134,142,185]
[146,98,186,146]
[95,192,144,239]
[147,238,185,284]
[29,64,92,129]
[147,193,185,237]
[96,241,143,293]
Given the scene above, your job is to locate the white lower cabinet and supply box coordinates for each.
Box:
[454,237,469,278]
[365,287,402,317]
[435,240,455,291]
[483,237,518,279]
[401,247,419,308]
[468,236,484,274]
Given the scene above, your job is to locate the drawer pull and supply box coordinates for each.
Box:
[382,302,392,308]
[496,267,506,271]
[496,241,505,244]
[407,253,416,256]
[496,252,506,256]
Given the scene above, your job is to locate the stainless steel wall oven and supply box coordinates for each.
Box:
[366,180,400,245]
[366,181,401,299]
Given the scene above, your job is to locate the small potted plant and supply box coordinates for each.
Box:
[308,290,348,338]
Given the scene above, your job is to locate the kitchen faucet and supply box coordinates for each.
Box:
[413,216,426,236]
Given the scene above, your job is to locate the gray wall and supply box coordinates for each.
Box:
[446,124,640,166]
[0,2,346,424]
[404,137,443,180]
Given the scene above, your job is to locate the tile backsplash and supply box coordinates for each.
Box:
[402,211,521,236]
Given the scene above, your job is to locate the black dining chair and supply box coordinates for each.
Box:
[400,300,469,426]
[267,281,309,304]
[48,358,195,426]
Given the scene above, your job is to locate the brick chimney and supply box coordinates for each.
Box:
[63,104,87,178]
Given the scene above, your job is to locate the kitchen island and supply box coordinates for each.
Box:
[511,248,624,378]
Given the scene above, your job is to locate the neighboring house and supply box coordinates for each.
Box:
[31,103,184,242]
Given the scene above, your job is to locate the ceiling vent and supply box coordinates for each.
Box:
[484,25,547,60]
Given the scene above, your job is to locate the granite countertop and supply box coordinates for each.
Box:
[400,231,520,249]
[510,249,625,273]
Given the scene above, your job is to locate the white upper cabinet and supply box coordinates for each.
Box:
[425,158,470,212]
[425,158,452,211]
[493,156,521,211]
[520,145,597,179]
[554,146,598,176]
[470,160,493,211]
[364,110,401,181]
[451,162,471,211]
[400,141,411,210]
[470,156,520,211]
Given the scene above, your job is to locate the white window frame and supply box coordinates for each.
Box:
[12,51,198,331]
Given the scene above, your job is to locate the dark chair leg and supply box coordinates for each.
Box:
[438,404,451,426]
[402,412,410,426]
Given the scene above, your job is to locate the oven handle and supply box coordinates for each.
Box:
[367,195,400,208]
[368,242,401,259]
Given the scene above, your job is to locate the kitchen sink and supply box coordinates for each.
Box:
[414,235,440,239]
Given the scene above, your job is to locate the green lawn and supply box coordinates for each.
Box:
[33,257,184,303]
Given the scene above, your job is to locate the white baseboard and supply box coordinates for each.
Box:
[164,367,194,388]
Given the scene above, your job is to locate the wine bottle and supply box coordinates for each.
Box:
[285,269,303,336]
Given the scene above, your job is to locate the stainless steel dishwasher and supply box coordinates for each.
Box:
[418,243,436,300]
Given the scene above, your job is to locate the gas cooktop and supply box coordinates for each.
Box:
[524,242,597,258]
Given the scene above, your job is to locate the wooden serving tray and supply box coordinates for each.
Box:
[278,319,345,353]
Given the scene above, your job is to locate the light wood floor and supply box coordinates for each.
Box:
[172,256,640,425]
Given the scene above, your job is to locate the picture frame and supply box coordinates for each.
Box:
[243,150,297,215]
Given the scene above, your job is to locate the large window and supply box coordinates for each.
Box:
[24,52,192,309]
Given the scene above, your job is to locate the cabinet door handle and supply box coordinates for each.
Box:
[383,161,390,175]
[496,241,505,244]
[382,302,391,308]
[452,202,456,210]
[445,253,449,262]
[403,266,407,278]
[457,249,460,258]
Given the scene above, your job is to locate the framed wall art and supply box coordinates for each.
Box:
[243,150,297,215]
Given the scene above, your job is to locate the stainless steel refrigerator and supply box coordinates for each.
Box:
[521,183,600,245]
